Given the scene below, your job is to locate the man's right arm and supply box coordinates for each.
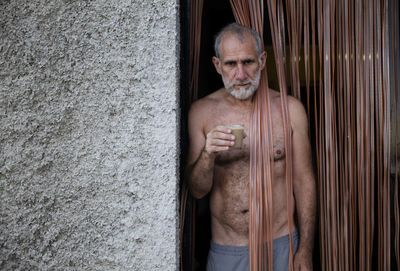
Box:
[186,147,216,199]
[185,101,234,199]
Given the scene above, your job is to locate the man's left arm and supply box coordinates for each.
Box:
[290,98,316,271]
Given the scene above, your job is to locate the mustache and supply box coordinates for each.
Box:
[226,79,255,88]
[232,80,251,85]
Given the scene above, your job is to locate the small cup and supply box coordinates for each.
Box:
[228,124,244,149]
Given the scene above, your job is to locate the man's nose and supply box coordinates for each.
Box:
[235,64,247,81]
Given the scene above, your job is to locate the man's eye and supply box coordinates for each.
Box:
[243,60,255,65]
[226,62,235,66]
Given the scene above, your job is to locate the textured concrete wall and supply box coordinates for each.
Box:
[0,1,179,270]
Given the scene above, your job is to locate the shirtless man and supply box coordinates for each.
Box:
[186,23,316,271]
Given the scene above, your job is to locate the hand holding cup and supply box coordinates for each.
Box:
[204,124,245,155]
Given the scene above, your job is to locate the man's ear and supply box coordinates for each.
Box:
[259,51,267,70]
[212,56,222,74]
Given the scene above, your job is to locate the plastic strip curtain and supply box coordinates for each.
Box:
[232,0,399,270]
[312,0,399,270]
[315,0,396,270]
[189,0,204,103]
[230,1,295,270]
[392,0,400,267]
[389,0,399,267]
[288,0,399,269]
[180,0,203,270]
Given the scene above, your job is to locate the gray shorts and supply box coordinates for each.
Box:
[206,231,298,271]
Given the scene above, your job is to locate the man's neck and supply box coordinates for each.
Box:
[224,89,254,108]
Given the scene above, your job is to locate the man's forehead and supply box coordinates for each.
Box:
[221,32,256,46]
[219,33,258,58]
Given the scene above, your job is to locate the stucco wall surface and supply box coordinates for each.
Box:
[0,0,179,270]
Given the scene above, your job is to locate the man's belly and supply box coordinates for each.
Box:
[209,188,250,246]
[209,164,294,246]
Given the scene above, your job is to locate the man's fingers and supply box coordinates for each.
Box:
[212,131,235,140]
[207,128,235,143]
[205,130,234,154]
[210,138,234,147]
[205,125,244,154]
[214,125,232,134]
[210,127,233,138]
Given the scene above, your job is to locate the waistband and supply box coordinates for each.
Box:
[210,230,298,256]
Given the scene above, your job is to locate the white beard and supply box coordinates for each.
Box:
[222,67,261,100]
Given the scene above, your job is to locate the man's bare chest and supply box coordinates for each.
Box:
[204,108,287,163]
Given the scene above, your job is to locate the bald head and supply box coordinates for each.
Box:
[214,23,263,58]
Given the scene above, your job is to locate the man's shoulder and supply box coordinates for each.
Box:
[189,89,226,114]
[286,95,308,128]
[268,89,305,111]
[267,89,308,127]
[287,95,306,116]
[188,89,226,135]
